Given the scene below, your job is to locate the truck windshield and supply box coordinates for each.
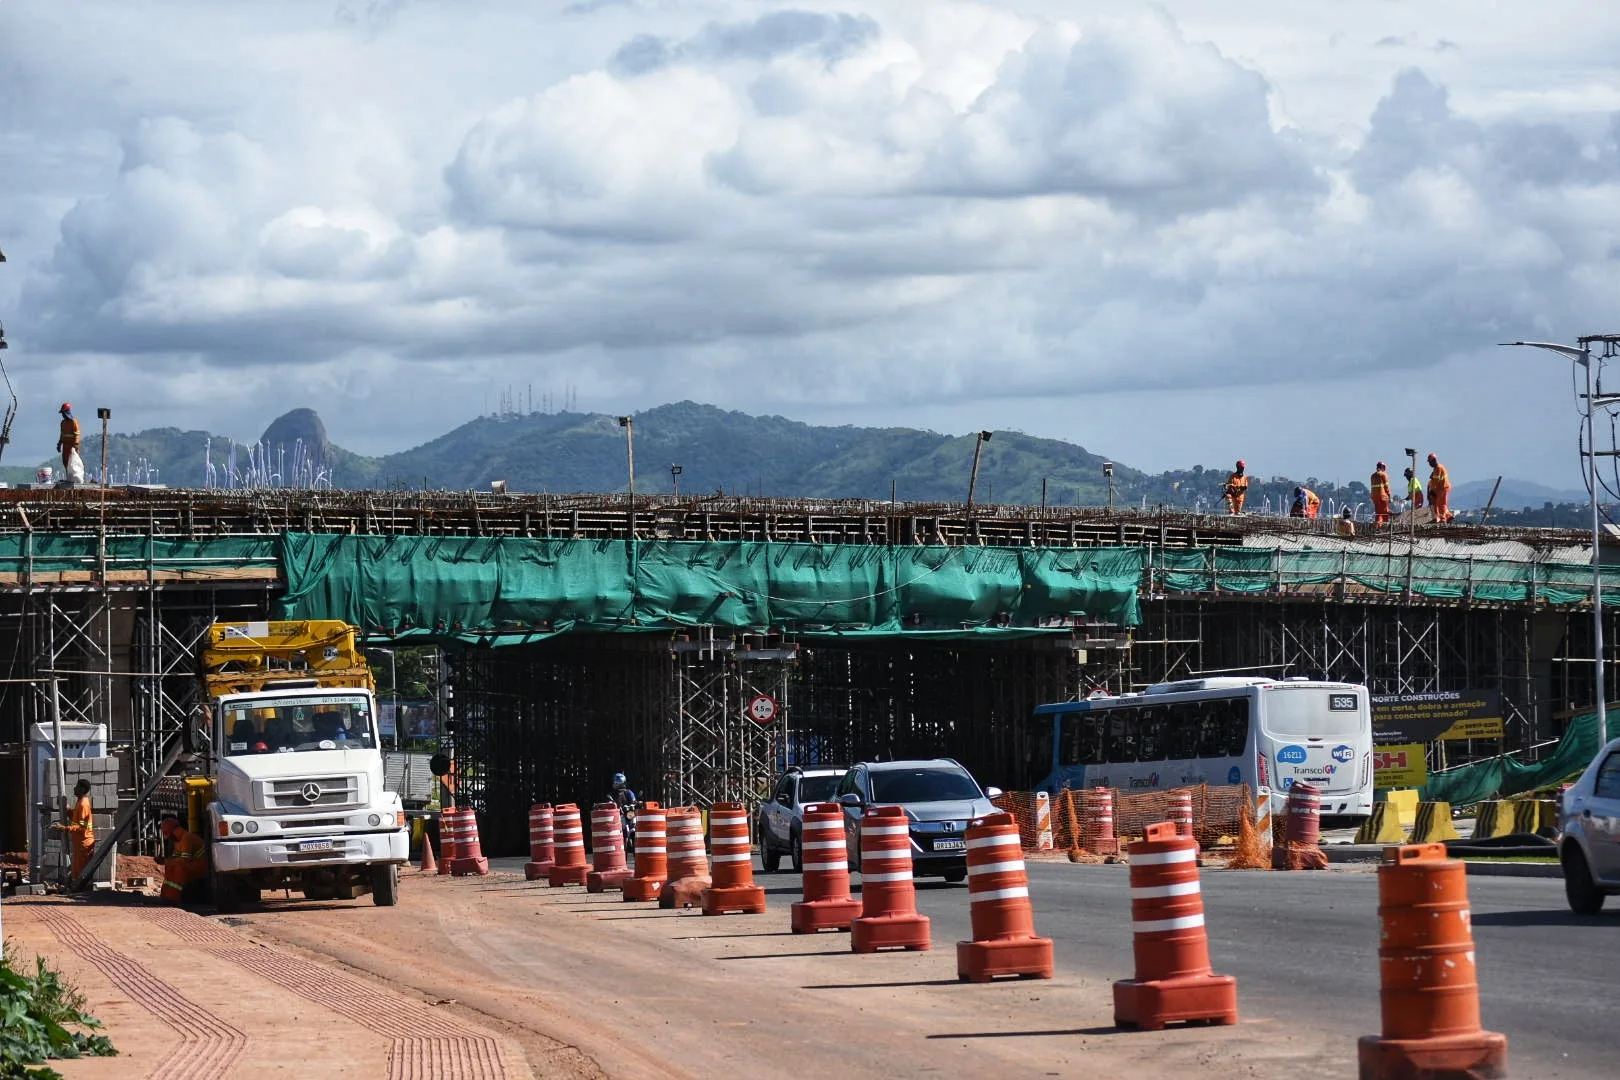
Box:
[221,695,376,756]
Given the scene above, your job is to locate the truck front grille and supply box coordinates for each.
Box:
[264,776,362,811]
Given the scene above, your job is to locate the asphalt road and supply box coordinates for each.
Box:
[888,861,1613,1080]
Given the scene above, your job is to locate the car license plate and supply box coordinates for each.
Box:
[932,838,966,852]
[298,839,334,853]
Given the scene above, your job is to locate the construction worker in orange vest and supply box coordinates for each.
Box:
[50,778,95,888]
[1290,486,1321,519]
[1369,461,1392,525]
[1223,460,1249,514]
[55,403,81,472]
[159,816,206,905]
[1427,453,1452,523]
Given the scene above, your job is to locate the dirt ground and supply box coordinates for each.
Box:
[5,862,1361,1080]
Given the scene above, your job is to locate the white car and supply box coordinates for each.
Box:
[1558,735,1620,914]
[757,767,846,873]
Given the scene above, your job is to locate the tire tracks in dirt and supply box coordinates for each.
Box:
[27,905,247,1080]
[138,907,511,1080]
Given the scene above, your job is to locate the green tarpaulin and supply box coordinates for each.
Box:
[276,533,1145,640]
[1420,709,1605,805]
[1158,546,1620,605]
[0,534,277,574]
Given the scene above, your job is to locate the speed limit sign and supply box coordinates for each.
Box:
[745,694,778,725]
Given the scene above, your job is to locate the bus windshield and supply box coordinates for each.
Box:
[221,695,376,756]
[1261,688,1362,739]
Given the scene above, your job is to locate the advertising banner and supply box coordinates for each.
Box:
[1371,690,1504,744]
[1372,744,1428,789]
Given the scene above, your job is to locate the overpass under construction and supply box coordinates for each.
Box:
[0,486,1611,856]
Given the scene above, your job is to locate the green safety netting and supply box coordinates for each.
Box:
[276,533,1145,641]
[1158,547,1620,605]
[0,534,278,573]
[1420,709,1606,805]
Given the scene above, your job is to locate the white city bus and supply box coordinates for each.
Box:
[1032,676,1374,818]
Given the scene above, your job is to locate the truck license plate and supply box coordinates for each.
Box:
[298,839,334,852]
[932,838,966,852]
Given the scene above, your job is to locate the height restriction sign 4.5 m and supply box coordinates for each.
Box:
[745,694,778,725]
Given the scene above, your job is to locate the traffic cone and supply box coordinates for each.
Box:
[1034,792,1054,851]
[623,802,667,902]
[1358,844,1508,1079]
[659,808,711,909]
[1113,821,1238,1030]
[587,802,634,893]
[956,811,1053,981]
[1169,789,1194,840]
[437,808,459,875]
[418,832,438,874]
[547,803,590,887]
[851,805,931,953]
[447,806,489,876]
[701,801,766,915]
[1085,787,1119,855]
[523,803,555,881]
[1273,781,1328,871]
[791,802,861,933]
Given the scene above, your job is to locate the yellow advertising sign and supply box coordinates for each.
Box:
[1438,716,1505,741]
[1372,744,1428,790]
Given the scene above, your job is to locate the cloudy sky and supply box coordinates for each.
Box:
[2,1,1618,490]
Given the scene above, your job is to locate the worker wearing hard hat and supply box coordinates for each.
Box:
[55,403,80,472]
[1427,453,1453,523]
[1223,460,1249,514]
[1370,462,1392,526]
[1290,486,1321,519]
[159,816,206,905]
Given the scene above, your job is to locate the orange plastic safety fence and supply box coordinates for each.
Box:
[993,785,1260,854]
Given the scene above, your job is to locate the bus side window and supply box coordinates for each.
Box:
[1165,702,1200,760]
[1063,714,1104,766]
[1195,704,1225,758]
[1220,700,1250,756]
[1138,707,1166,761]
[1104,709,1137,763]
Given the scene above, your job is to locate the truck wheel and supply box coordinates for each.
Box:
[372,864,400,907]
[211,865,242,915]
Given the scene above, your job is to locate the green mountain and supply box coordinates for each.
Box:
[5,401,1585,524]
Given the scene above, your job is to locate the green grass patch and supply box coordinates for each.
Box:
[0,942,117,1080]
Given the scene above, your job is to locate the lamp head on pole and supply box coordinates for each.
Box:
[617,415,632,428]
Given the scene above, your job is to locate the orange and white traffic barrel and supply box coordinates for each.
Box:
[851,805,931,953]
[956,811,1053,981]
[791,803,861,933]
[1112,821,1237,1029]
[623,802,668,902]
[1272,781,1328,870]
[1358,844,1507,1078]
[436,809,458,876]
[1084,787,1119,855]
[587,802,634,893]
[1034,792,1054,851]
[701,801,766,915]
[658,807,712,909]
[1168,790,1194,840]
[547,803,590,887]
[523,803,555,881]
[447,806,490,876]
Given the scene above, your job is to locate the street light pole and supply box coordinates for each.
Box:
[1503,338,1616,746]
[966,430,992,513]
[617,416,636,525]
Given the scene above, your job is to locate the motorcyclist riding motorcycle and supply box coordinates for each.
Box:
[609,772,638,852]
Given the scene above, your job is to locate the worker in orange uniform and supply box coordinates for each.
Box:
[50,778,95,888]
[159,816,206,905]
[1223,460,1249,514]
[1427,453,1452,523]
[1369,461,1392,525]
[1290,486,1321,518]
[55,403,80,472]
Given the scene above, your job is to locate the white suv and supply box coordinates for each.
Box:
[1558,736,1620,914]
[757,767,846,873]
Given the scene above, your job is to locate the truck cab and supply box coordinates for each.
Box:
[199,621,408,910]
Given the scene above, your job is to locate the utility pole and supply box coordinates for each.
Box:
[618,416,636,527]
